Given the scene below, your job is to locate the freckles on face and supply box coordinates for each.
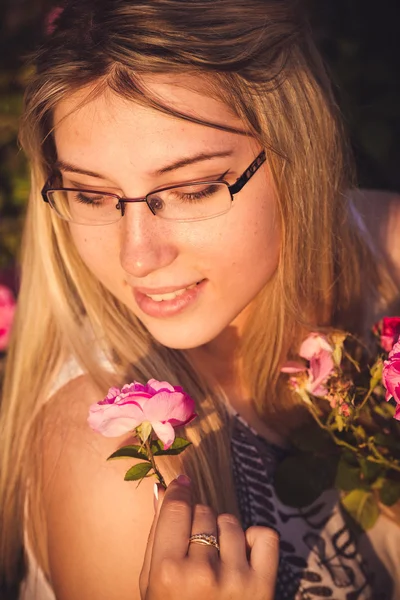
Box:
[55,78,280,350]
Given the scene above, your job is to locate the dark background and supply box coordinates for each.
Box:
[0,0,399,281]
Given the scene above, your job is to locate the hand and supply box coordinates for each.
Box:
[139,475,279,600]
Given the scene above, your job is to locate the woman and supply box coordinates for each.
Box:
[1,0,399,598]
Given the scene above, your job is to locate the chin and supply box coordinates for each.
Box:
[143,319,228,350]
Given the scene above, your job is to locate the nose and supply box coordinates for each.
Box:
[119,200,178,279]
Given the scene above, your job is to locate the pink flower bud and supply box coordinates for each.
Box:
[380,317,400,353]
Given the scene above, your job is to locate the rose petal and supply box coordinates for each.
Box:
[142,391,196,425]
[300,333,332,360]
[382,357,400,404]
[388,341,400,359]
[120,381,148,395]
[151,421,176,449]
[147,379,176,393]
[99,386,122,405]
[116,391,152,406]
[88,401,144,437]
[306,350,334,397]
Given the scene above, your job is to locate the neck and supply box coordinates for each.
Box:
[187,322,245,395]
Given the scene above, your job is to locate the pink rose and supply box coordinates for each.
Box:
[380,317,400,353]
[88,378,197,449]
[281,333,334,397]
[382,341,400,420]
[0,285,16,351]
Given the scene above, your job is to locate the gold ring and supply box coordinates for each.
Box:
[189,533,220,552]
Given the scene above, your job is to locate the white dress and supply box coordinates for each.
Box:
[19,355,400,600]
[19,354,106,600]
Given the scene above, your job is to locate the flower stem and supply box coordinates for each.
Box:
[307,402,358,454]
[144,438,167,489]
[356,387,374,413]
[307,399,400,473]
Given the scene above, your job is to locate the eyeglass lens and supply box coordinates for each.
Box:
[47,182,232,225]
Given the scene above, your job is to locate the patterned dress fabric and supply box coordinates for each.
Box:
[231,413,394,600]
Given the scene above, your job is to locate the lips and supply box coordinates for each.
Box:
[132,279,207,318]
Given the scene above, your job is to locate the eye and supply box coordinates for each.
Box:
[167,184,221,203]
[179,185,219,202]
[74,192,105,205]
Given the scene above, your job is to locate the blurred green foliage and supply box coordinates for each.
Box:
[0,69,31,271]
[0,0,399,272]
[0,0,52,273]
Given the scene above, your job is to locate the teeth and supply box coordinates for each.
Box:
[146,282,198,302]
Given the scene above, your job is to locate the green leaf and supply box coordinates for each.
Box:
[124,462,153,481]
[374,432,400,452]
[151,437,192,456]
[360,459,383,483]
[335,414,345,432]
[352,426,367,442]
[369,359,383,392]
[335,456,364,491]
[274,454,338,508]
[341,490,380,530]
[379,480,400,506]
[107,445,149,462]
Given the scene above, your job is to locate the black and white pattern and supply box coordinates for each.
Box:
[230,413,394,600]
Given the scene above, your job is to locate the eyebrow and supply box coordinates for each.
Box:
[54,150,235,179]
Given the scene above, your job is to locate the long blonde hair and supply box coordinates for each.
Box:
[0,0,398,594]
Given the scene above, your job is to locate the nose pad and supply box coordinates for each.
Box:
[147,195,164,216]
[116,200,126,217]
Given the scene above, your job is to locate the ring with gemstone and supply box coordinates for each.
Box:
[188,533,220,552]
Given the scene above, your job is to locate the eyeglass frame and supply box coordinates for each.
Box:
[41,149,266,224]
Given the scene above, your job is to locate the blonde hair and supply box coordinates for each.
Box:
[0,0,398,594]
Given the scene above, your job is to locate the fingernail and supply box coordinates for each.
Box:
[176,474,191,487]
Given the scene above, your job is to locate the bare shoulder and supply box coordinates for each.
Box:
[38,374,167,600]
[350,188,400,284]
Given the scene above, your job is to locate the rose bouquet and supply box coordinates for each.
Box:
[88,379,197,488]
[277,318,400,530]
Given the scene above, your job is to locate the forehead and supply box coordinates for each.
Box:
[53,76,250,180]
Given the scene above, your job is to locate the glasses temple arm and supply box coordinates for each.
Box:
[228,150,266,195]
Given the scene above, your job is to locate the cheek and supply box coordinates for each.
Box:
[209,190,281,286]
[69,227,120,282]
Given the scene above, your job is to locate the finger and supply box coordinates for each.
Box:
[217,513,248,570]
[140,483,166,594]
[188,504,219,566]
[245,526,279,585]
[150,475,193,565]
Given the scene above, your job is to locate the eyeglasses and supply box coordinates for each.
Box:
[41,150,266,226]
